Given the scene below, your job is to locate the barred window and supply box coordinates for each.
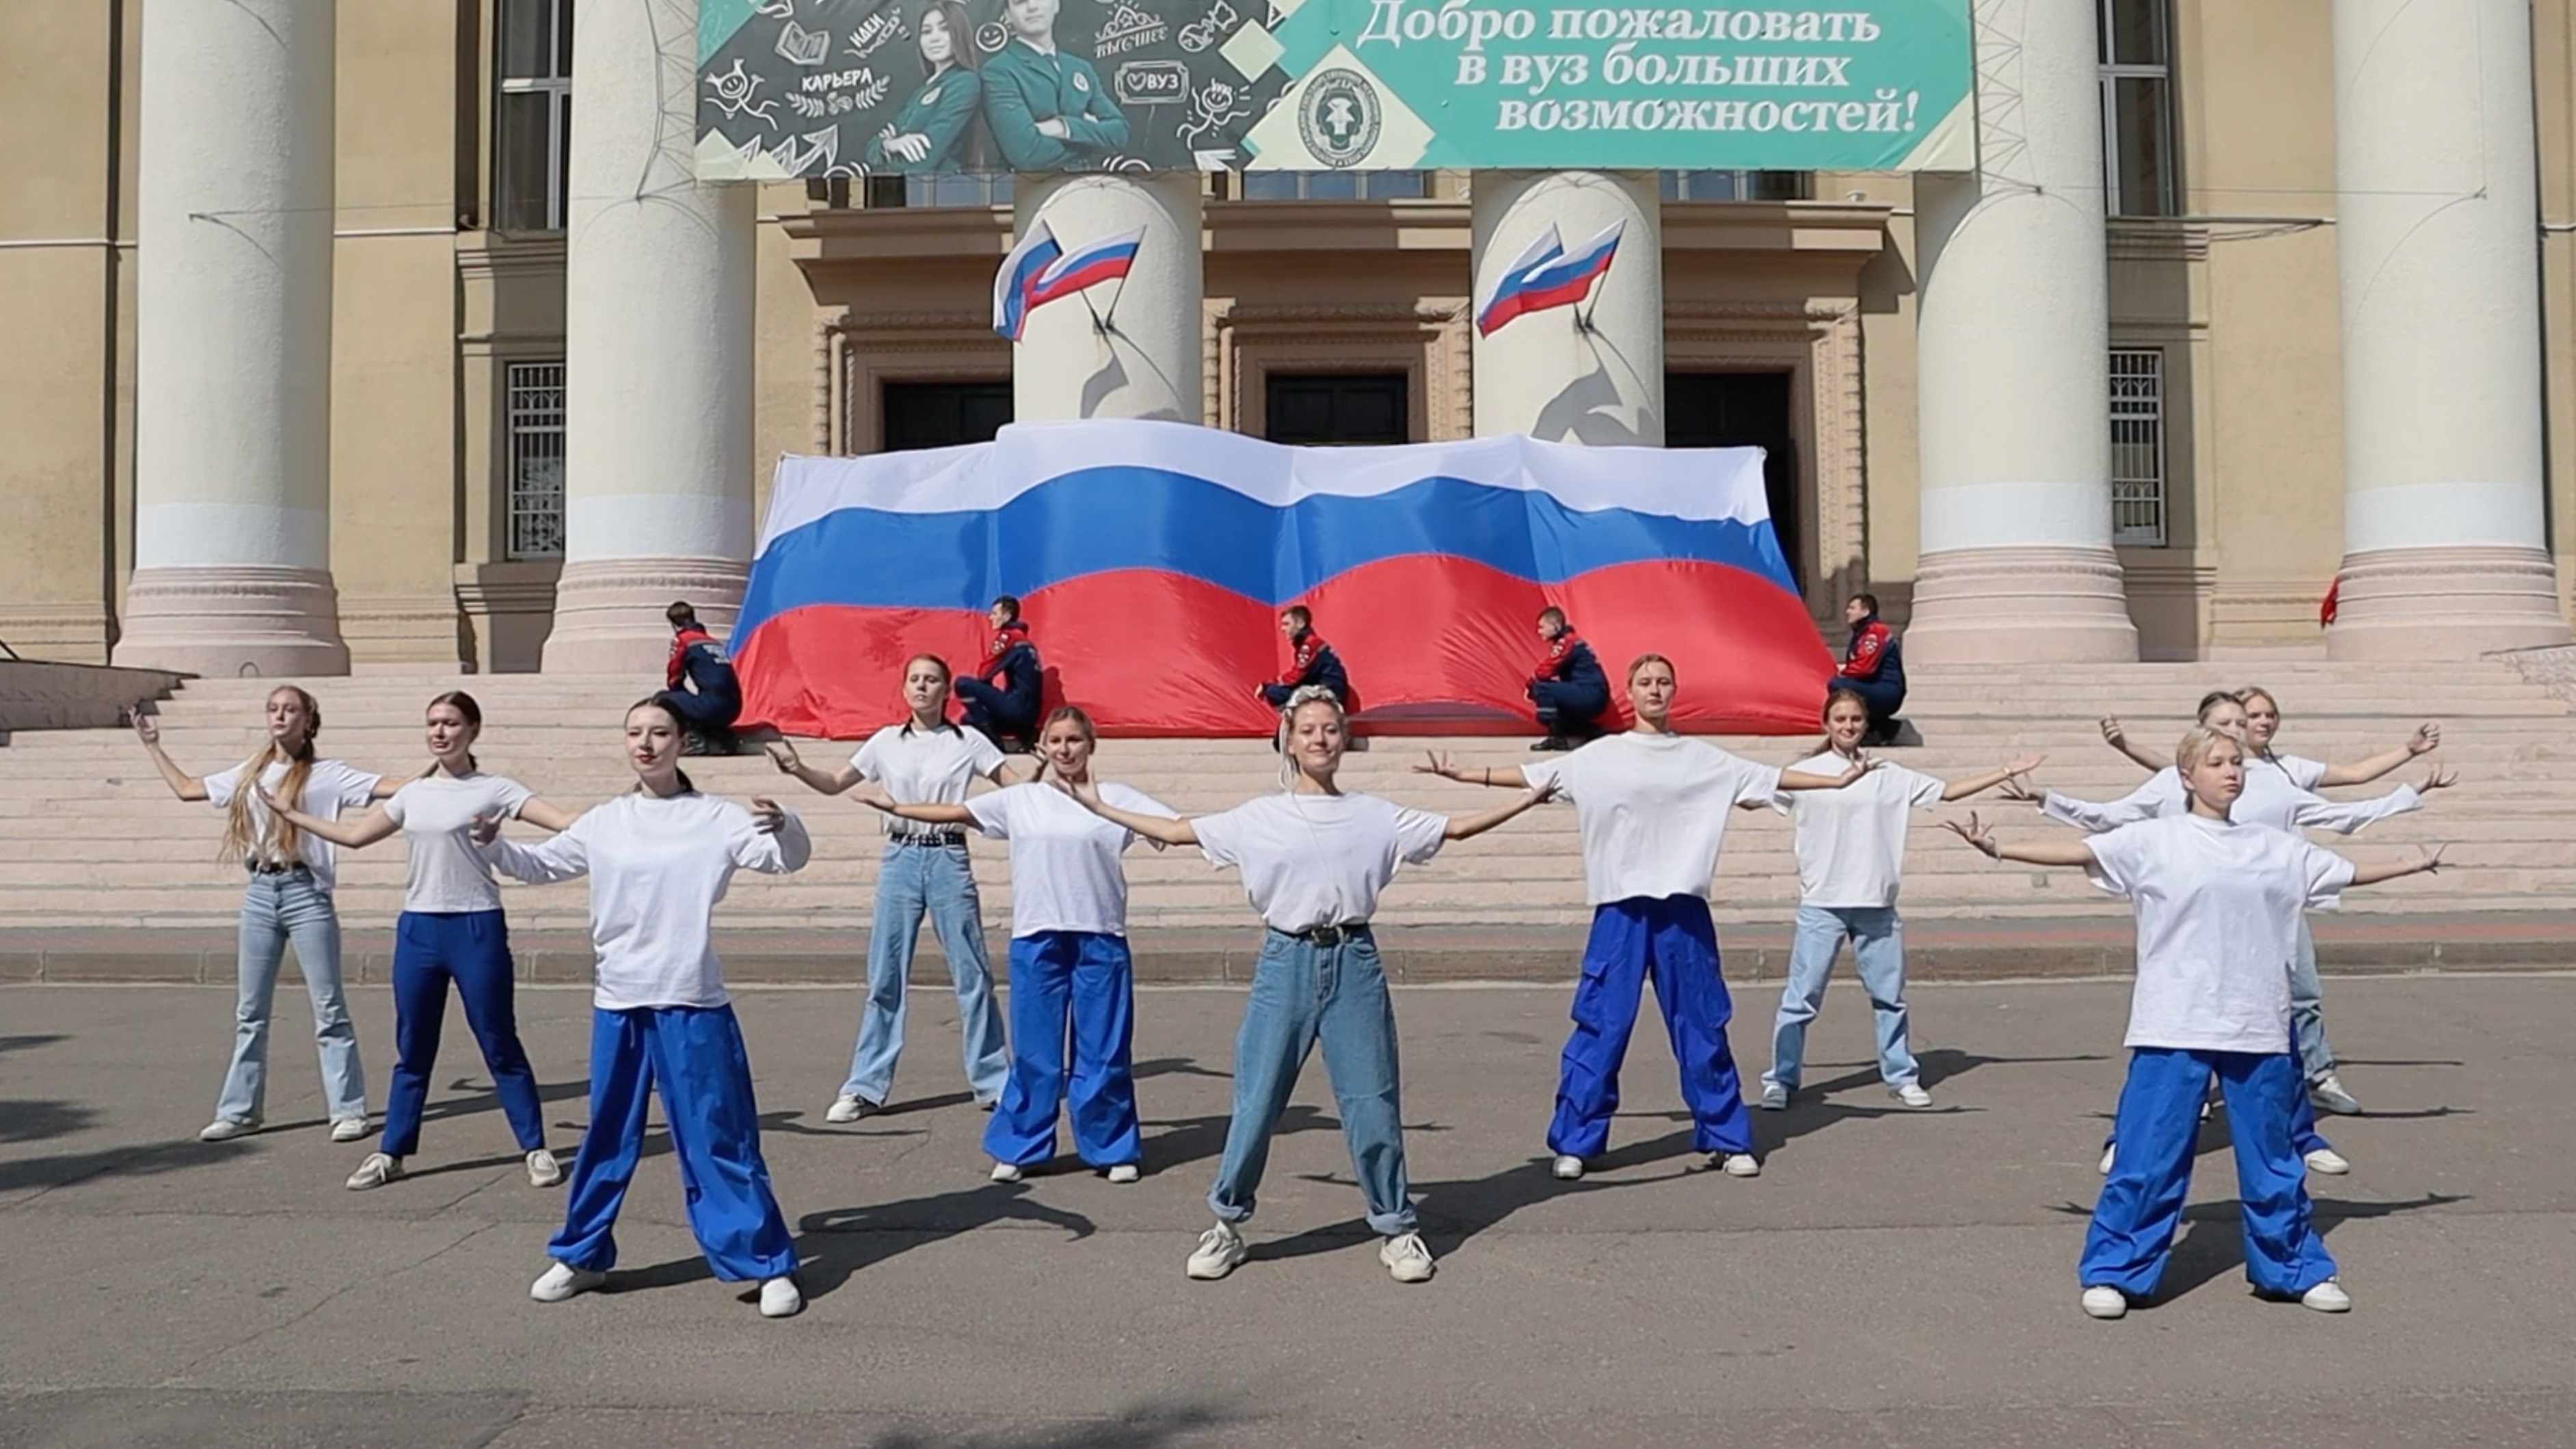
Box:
[1657,170,1811,202]
[495,0,573,230]
[506,361,566,559]
[2109,349,2166,547]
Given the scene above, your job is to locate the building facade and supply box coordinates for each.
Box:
[8,0,2576,677]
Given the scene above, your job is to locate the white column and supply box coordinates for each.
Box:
[2328,0,2568,657]
[1469,171,1663,443]
[1011,174,1203,423]
[542,0,758,674]
[116,0,347,678]
[1903,0,2136,663]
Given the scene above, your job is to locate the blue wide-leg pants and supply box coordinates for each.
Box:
[985,931,1142,1169]
[2080,1046,2337,1299]
[549,1005,798,1283]
[1549,896,1754,1160]
[381,909,546,1158]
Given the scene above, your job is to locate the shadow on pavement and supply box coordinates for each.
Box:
[416,1075,591,1128]
[0,1033,70,1055]
[863,1395,1241,1448]
[1144,1103,1332,1177]
[788,1181,1097,1300]
[0,1098,98,1145]
[0,1136,257,1195]
[2152,1191,2472,1302]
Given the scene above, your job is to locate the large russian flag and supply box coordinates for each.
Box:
[735,421,1833,738]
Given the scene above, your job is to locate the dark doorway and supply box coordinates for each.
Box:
[1265,373,1409,445]
[883,381,1012,452]
[1665,371,1801,589]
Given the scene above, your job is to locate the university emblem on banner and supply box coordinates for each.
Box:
[1298,68,1379,168]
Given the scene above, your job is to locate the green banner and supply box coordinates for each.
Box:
[696,0,1972,179]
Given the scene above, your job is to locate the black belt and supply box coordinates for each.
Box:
[1277,922,1370,947]
[247,861,310,876]
[889,831,966,847]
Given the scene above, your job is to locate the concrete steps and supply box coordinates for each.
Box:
[1,661,2562,935]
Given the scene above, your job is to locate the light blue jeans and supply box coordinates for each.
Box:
[215,869,368,1126]
[1209,928,1416,1236]
[1761,904,1920,1092]
[840,840,1009,1106]
[2290,915,2335,1085]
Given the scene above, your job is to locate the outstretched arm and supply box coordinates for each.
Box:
[470,812,590,883]
[257,788,399,849]
[1442,782,1555,841]
[863,796,976,827]
[1413,752,1532,789]
[128,708,208,801]
[2099,717,2164,773]
[1057,778,1198,846]
[2293,766,2453,835]
[519,797,581,834]
[764,739,864,795]
[2314,723,2441,787]
[1779,758,1875,791]
[2347,843,2445,886]
[1942,810,2097,868]
[1943,754,2048,802]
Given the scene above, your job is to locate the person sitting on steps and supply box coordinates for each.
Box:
[658,602,744,756]
[1527,607,1610,752]
[1835,592,1907,745]
[954,595,1044,754]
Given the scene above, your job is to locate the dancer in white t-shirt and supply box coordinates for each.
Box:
[768,654,1025,1118]
[477,698,812,1318]
[1065,685,1552,1284]
[132,686,393,1144]
[259,690,581,1193]
[2037,691,2443,1167]
[1756,687,2043,1111]
[863,705,1176,1184]
[1417,653,1867,1182]
[1945,726,2441,1320]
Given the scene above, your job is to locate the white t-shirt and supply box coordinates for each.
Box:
[485,791,811,1011]
[2084,814,2357,1054]
[966,782,1175,938]
[381,772,536,914]
[2044,763,2419,838]
[1192,791,1449,933]
[850,723,1005,836]
[1520,733,1782,905]
[204,758,384,892]
[2266,752,2331,790]
[1772,751,1945,908]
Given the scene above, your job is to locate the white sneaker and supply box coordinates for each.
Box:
[989,1160,1023,1183]
[2303,1147,2351,1175]
[1185,1221,1248,1281]
[198,1117,261,1143]
[2099,1143,2117,1175]
[1892,1082,1934,1109]
[1756,1082,1790,1111]
[530,1262,606,1303]
[1106,1163,1140,1184]
[1380,1231,1436,1284]
[1551,1154,1584,1180]
[758,1275,804,1318]
[330,1116,371,1143]
[823,1094,879,1124]
[526,1148,565,1188]
[2301,1279,2352,1313]
[344,1152,401,1191]
[2080,1286,2130,1320]
[2309,1075,2363,1115]
[1717,1152,1762,1178]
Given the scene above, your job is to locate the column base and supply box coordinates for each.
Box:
[111,566,349,678]
[1901,546,2140,664]
[2326,545,2571,659]
[540,557,748,676]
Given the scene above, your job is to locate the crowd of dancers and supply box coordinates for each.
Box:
[128,650,2447,1321]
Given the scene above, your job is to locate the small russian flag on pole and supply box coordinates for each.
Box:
[993,221,1064,342]
[1474,220,1624,337]
[1028,226,1146,308]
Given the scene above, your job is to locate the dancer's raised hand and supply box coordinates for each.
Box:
[750,797,788,835]
[2419,764,2458,794]
[468,812,503,846]
[764,740,802,773]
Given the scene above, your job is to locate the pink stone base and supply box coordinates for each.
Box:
[2328,545,2571,660]
[111,566,350,679]
[540,557,749,676]
[1900,545,2141,664]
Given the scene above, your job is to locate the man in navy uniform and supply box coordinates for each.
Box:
[658,600,743,755]
[1527,606,1609,751]
[955,595,1044,752]
[1256,604,1350,710]
[980,0,1129,170]
[1836,591,1907,744]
